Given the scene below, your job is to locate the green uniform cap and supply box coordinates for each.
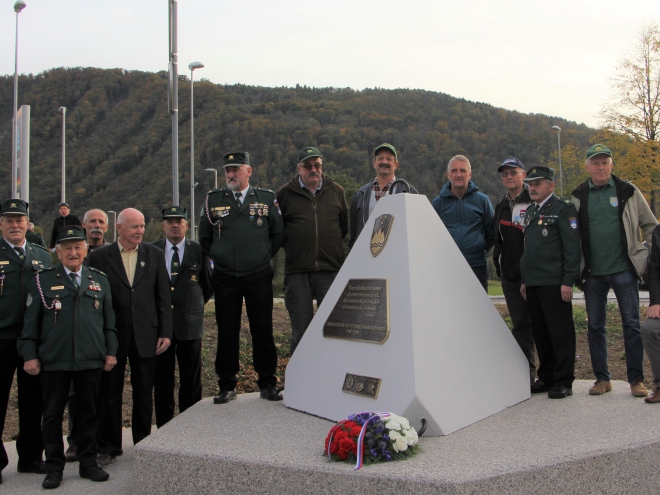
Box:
[374,143,397,159]
[0,199,28,217]
[298,146,322,162]
[57,225,86,243]
[223,152,250,168]
[586,144,612,159]
[162,205,188,220]
[523,166,555,183]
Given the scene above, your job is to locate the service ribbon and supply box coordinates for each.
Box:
[351,411,391,470]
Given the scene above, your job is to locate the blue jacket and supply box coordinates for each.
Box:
[431,181,494,268]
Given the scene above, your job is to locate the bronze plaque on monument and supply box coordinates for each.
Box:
[342,373,382,399]
[323,279,389,344]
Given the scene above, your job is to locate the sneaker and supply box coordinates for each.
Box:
[96,453,117,468]
[589,380,612,396]
[631,381,649,398]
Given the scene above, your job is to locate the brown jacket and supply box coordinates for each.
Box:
[276,174,348,274]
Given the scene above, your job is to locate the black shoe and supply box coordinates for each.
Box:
[80,465,109,482]
[531,380,554,394]
[213,390,237,404]
[260,384,283,401]
[96,453,117,468]
[65,444,78,462]
[17,460,47,474]
[548,384,573,399]
[42,470,63,489]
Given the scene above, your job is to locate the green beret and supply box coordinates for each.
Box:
[586,144,612,159]
[57,225,86,243]
[162,205,188,220]
[0,199,28,217]
[223,152,250,167]
[523,167,555,183]
[298,147,322,162]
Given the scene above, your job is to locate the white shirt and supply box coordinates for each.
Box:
[4,237,27,251]
[536,194,553,210]
[165,238,186,276]
[233,185,250,204]
[63,266,83,287]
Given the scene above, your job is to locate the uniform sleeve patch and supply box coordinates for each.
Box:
[273,199,282,215]
[569,217,577,229]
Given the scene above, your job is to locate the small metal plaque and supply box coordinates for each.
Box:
[342,373,381,399]
[323,279,389,343]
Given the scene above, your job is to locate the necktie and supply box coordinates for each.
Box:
[69,272,79,289]
[14,246,25,260]
[235,192,243,204]
[170,245,180,283]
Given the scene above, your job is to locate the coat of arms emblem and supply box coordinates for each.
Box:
[370,214,394,257]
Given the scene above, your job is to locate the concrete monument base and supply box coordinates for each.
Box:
[135,380,660,494]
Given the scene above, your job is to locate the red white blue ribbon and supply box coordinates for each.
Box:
[354,411,390,470]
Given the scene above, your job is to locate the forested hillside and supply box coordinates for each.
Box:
[0,67,595,237]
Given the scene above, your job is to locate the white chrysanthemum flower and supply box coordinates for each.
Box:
[388,430,401,441]
[398,416,410,429]
[404,428,418,445]
[393,436,408,453]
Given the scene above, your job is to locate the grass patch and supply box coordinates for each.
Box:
[488,280,503,296]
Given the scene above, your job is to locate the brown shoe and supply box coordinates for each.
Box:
[589,380,612,395]
[631,381,649,398]
[644,387,660,403]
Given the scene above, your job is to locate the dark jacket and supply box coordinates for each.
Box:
[199,185,284,277]
[431,181,494,269]
[18,264,118,371]
[276,174,348,274]
[520,194,581,287]
[49,214,82,249]
[349,179,418,249]
[26,231,46,247]
[152,239,212,341]
[87,242,173,359]
[647,225,660,306]
[0,238,52,340]
[493,188,532,282]
[571,174,657,281]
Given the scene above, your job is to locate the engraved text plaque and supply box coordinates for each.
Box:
[342,373,382,399]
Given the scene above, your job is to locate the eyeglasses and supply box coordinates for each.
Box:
[501,171,520,177]
[301,164,322,170]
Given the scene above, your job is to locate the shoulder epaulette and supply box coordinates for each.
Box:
[88,267,108,277]
[207,188,225,194]
[37,267,55,274]
[31,243,49,252]
[257,188,275,194]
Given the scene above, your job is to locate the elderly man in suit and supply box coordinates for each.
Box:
[152,206,212,427]
[87,208,172,467]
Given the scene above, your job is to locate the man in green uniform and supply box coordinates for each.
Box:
[520,167,580,399]
[199,152,284,404]
[19,226,118,489]
[0,199,51,483]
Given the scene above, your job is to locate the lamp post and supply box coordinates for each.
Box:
[551,125,563,197]
[59,106,66,203]
[11,0,27,199]
[168,0,179,205]
[205,168,218,189]
[107,210,117,242]
[188,61,204,240]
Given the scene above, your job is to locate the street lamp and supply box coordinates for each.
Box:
[551,125,563,197]
[205,168,218,189]
[168,0,179,205]
[59,106,66,203]
[188,61,204,240]
[107,211,117,242]
[11,0,27,199]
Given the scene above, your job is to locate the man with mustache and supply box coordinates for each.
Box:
[349,143,418,248]
[152,206,212,427]
[19,226,118,488]
[199,152,284,404]
[87,208,172,466]
[520,167,580,399]
[0,199,51,483]
[432,155,494,292]
[65,208,111,463]
[276,147,348,354]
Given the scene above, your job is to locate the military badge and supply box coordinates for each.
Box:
[140,261,145,267]
[569,217,577,230]
[542,229,548,237]
[610,197,618,207]
[191,274,197,282]
[26,294,32,306]
[370,214,394,257]
[274,199,281,215]
[94,299,100,310]
[257,217,263,226]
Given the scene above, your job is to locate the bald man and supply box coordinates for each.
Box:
[87,208,172,466]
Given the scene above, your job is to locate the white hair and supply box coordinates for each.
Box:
[447,155,472,172]
[83,209,109,223]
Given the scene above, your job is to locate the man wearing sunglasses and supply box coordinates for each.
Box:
[276,147,348,355]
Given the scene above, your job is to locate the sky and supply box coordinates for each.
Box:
[1,0,660,128]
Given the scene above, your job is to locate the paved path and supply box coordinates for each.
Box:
[1,429,135,494]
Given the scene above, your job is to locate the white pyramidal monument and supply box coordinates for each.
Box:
[284,193,530,436]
